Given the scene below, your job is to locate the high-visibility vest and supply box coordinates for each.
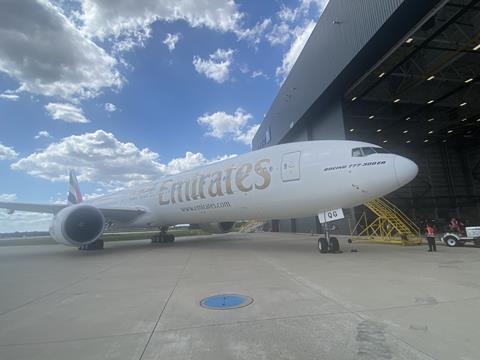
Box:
[426,226,434,236]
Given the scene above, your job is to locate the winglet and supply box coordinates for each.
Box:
[68,170,83,205]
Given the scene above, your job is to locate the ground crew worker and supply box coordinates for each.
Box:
[426,223,436,252]
[449,217,465,235]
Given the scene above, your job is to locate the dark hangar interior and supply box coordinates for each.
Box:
[253,0,480,233]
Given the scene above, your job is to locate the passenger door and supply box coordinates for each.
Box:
[281,151,301,182]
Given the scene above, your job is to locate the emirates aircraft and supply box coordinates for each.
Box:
[0,140,418,251]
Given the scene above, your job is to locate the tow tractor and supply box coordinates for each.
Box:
[441,227,480,247]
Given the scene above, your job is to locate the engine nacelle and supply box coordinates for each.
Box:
[49,204,105,246]
[198,222,235,234]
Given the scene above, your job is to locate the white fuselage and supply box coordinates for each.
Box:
[86,140,418,227]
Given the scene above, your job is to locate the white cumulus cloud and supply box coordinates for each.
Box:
[234,124,260,145]
[251,70,268,79]
[34,131,52,140]
[236,18,271,46]
[0,92,19,101]
[167,152,235,174]
[0,0,122,101]
[0,193,17,202]
[80,0,243,45]
[266,22,292,46]
[104,103,117,112]
[163,33,181,51]
[0,143,18,161]
[193,48,235,84]
[11,130,234,188]
[278,0,329,23]
[45,103,89,123]
[197,108,259,145]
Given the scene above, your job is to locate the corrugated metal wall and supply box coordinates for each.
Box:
[253,0,444,150]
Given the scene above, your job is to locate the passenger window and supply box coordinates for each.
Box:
[352,148,363,157]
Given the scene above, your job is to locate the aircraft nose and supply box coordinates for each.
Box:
[394,156,418,187]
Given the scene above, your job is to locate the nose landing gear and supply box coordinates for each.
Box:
[317,221,341,254]
[317,236,340,253]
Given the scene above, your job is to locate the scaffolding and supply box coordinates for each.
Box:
[351,198,423,245]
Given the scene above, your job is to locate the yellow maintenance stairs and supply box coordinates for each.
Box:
[351,198,423,245]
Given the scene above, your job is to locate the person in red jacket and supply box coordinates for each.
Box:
[449,217,465,235]
[426,224,436,252]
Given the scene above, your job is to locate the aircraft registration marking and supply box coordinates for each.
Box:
[323,161,386,172]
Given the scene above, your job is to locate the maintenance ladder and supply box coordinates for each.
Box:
[351,198,423,245]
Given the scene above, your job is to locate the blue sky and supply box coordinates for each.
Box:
[0,0,328,232]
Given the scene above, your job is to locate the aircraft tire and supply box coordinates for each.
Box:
[329,237,340,253]
[318,238,328,253]
[168,234,175,243]
[78,239,104,250]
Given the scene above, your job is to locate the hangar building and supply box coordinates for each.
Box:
[252,0,480,233]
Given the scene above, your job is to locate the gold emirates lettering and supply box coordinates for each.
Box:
[159,159,271,206]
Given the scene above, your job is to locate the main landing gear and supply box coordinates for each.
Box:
[151,226,175,244]
[78,238,104,250]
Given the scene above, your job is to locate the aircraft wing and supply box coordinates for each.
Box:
[0,202,146,223]
[0,202,66,214]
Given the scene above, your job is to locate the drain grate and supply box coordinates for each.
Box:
[200,294,253,310]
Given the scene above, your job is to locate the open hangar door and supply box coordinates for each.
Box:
[343,0,480,230]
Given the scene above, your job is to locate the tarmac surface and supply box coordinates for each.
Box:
[0,232,479,360]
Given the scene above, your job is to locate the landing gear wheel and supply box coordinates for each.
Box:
[474,239,480,246]
[318,237,328,253]
[444,236,457,247]
[329,237,340,253]
[151,233,174,244]
[78,239,104,250]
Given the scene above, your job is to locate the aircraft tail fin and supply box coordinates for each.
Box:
[68,170,83,205]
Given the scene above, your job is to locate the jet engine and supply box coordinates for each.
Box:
[49,204,105,246]
[198,222,235,234]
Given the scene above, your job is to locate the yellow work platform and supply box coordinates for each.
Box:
[351,198,423,246]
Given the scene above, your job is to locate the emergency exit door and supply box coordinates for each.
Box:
[281,151,301,182]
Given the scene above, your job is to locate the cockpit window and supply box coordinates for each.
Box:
[362,147,376,156]
[372,147,389,154]
[352,147,390,157]
[352,148,363,157]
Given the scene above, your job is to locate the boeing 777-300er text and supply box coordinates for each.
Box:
[0,140,418,250]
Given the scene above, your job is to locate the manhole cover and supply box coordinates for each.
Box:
[200,294,253,310]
